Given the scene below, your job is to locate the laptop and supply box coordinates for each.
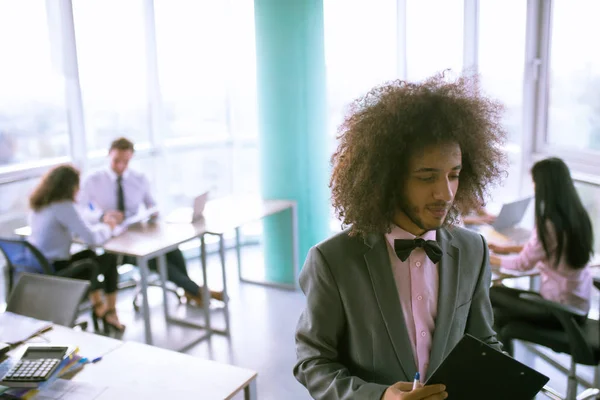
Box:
[165,192,210,224]
[426,334,548,400]
[491,197,532,232]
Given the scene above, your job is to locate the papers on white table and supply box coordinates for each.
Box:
[18,379,108,400]
[111,207,159,237]
[0,312,52,345]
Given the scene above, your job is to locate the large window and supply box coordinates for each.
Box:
[0,1,69,168]
[324,0,398,152]
[406,0,464,82]
[545,0,600,152]
[164,146,233,211]
[154,1,230,140]
[72,0,149,152]
[479,1,527,201]
[479,1,526,146]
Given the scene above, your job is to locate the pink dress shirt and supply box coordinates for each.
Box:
[500,221,592,313]
[385,226,439,380]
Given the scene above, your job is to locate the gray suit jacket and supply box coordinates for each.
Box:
[294,226,502,400]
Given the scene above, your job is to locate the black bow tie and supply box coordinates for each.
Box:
[394,238,443,263]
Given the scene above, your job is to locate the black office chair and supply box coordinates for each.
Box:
[0,238,103,330]
[0,237,55,294]
[7,273,90,328]
[499,284,600,400]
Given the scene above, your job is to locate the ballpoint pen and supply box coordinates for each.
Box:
[412,372,420,391]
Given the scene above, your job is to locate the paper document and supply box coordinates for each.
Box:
[0,312,52,345]
[112,206,159,236]
[122,206,159,227]
[8,379,108,400]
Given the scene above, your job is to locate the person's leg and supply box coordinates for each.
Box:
[54,256,106,330]
[165,249,224,302]
[97,253,125,331]
[68,249,98,263]
[162,255,201,295]
[490,285,559,355]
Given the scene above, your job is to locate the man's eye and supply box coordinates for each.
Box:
[449,174,460,180]
[418,176,436,182]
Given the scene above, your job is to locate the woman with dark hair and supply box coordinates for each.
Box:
[28,164,125,333]
[489,157,594,353]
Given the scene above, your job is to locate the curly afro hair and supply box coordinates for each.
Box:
[330,73,508,237]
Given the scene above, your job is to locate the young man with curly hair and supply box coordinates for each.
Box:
[294,74,507,400]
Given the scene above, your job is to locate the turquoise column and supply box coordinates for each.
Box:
[254,0,330,284]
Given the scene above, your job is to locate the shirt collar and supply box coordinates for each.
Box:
[384,224,437,249]
[106,168,130,182]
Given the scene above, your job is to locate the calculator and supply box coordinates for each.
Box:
[1,345,72,388]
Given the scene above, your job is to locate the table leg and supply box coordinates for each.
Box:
[138,256,153,345]
[218,233,230,336]
[236,206,298,290]
[200,235,212,333]
[244,379,257,400]
[235,226,242,281]
[157,253,170,320]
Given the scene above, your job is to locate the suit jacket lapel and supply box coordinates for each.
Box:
[363,233,417,380]
[426,227,460,378]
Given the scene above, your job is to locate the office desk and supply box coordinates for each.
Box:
[202,196,299,290]
[10,325,258,400]
[491,267,540,285]
[34,325,123,359]
[77,341,257,400]
[102,220,217,348]
[14,222,229,343]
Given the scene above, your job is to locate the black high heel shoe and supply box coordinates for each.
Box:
[91,303,105,332]
[102,309,126,334]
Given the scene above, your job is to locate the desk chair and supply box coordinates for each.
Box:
[499,286,600,400]
[7,273,90,328]
[0,238,101,330]
[0,237,55,294]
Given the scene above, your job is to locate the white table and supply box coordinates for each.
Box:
[202,196,299,290]
[9,325,258,400]
[101,220,216,348]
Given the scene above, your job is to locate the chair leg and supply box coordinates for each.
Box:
[132,287,141,312]
[576,388,600,400]
[540,385,564,400]
[567,360,579,400]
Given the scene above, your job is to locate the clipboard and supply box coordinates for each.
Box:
[425,334,549,400]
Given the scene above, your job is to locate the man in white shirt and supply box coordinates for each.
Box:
[79,137,222,305]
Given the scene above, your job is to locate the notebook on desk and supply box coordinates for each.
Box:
[426,334,548,400]
[0,313,52,346]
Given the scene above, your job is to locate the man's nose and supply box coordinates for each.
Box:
[433,178,453,202]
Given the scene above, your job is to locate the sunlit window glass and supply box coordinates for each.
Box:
[72,0,149,152]
[546,0,600,152]
[154,0,229,140]
[0,1,69,167]
[406,0,463,82]
[324,0,397,151]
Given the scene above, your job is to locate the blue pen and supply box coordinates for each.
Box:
[91,356,102,363]
[412,372,421,390]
